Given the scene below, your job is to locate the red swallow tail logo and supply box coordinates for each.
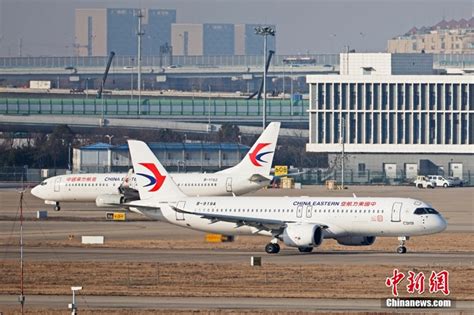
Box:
[136,162,166,192]
[249,143,273,167]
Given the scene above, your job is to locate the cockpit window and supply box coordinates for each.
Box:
[414,207,439,215]
[425,208,439,214]
[414,208,427,215]
[40,181,47,186]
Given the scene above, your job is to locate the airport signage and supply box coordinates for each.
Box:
[274,165,288,176]
[106,212,126,221]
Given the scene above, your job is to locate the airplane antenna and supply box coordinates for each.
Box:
[352,193,357,198]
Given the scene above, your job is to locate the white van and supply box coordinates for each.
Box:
[427,175,454,188]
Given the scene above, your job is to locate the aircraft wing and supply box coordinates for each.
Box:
[171,206,292,232]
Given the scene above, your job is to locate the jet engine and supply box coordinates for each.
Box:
[282,223,324,247]
[95,194,125,208]
[336,236,376,246]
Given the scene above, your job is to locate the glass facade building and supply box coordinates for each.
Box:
[203,24,235,55]
[107,9,138,56]
[143,9,176,56]
[308,77,473,149]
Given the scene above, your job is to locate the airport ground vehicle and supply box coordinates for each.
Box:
[126,140,447,255]
[414,176,436,189]
[31,123,281,210]
[427,175,454,188]
[447,177,464,187]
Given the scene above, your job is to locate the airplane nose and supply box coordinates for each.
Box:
[31,185,41,198]
[439,215,448,232]
[432,215,448,233]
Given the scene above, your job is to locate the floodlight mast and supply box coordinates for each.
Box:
[137,9,144,115]
[255,26,275,130]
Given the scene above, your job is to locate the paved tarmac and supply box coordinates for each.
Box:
[0,186,473,313]
[1,246,473,265]
[0,295,472,312]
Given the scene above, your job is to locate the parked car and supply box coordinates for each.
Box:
[447,177,464,187]
[414,176,436,189]
[427,175,455,188]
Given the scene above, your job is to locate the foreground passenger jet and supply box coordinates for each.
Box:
[31,122,280,210]
[127,140,447,255]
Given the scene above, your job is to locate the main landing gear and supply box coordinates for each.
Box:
[397,236,409,254]
[265,242,280,254]
[298,247,313,253]
[265,238,280,254]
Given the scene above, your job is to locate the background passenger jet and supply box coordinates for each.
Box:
[31,122,280,210]
[127,140,447,255]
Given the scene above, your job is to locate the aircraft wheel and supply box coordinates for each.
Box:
[265,243,280,254]
[54,203,61,211]
[298,246,313,253]
[396,246,407,254]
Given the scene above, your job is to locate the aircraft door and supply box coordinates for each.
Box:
[306,205,313,218]
[175,201,186,221]
[296,205,303,218]
[391,202,402,222]
[226,177,232,192]
[54,177,61,192]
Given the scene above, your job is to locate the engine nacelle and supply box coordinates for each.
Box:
[95,194,125,208]
[282,223,324,248]
[336,236,376,246]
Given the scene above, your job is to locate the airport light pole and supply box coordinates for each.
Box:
[255,26,275,130]
[69,286,82,315]
[137,10,144,115]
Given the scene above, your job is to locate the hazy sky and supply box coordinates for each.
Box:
[0,0,472,56]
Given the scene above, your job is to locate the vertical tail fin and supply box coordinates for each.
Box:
[128,140,186,200]
[218,121,281,177]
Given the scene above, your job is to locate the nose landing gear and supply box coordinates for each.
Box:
[54,202,61,211]
[397,236,409,254]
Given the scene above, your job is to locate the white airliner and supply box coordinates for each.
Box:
[126,140,447,255]
[31,122,281,210]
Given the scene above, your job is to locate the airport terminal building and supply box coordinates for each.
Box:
[306,53,473,183]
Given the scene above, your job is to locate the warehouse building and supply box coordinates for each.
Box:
[171,23,276,56]
[73,142,249,173]
[306,53,473,184]
[75,8,176,56]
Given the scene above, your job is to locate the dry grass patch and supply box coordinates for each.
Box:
[0,261,472,300]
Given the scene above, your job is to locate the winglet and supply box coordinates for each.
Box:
[128,140,186,200]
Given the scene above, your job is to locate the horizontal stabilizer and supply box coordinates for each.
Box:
[249,174,272,183]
